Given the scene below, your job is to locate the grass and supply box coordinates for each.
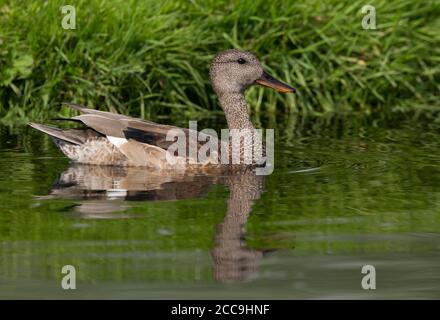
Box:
[0,0,439,123]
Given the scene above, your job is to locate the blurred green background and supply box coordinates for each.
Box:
[0,0,439,123]
[1,1,440,298]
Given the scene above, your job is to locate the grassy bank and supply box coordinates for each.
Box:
[0,0,439,123]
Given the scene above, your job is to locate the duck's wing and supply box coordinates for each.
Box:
[65,103,219,153]
[29,120,187,168]
[29,122,102,145]
[65,103,154,123]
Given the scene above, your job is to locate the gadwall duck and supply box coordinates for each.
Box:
[29,49,295,169]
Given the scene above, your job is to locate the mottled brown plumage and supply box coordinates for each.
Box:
[29,49,295,169]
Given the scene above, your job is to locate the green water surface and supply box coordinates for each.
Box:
[1,115,439,299]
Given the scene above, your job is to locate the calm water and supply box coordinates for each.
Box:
[1,114,440,299]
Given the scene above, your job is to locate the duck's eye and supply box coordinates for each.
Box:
[237,58,246,64]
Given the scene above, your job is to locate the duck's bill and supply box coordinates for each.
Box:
[255,71,296,93]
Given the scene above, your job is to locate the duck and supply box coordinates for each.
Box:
[29,49,296,170]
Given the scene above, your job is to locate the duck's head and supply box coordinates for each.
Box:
[209,49,296,96]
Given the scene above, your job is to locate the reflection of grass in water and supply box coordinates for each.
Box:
[0,0,439,123]
[246,116,440,251]
[0,179,229,282]
[2,116,440,282]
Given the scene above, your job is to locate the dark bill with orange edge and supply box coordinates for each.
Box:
[255,71,296,93]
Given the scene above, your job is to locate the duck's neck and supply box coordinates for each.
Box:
[218,93,254,130]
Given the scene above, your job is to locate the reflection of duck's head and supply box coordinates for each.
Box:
[212,243,264,283]
[210,49,296,96]
[40,163,275,283]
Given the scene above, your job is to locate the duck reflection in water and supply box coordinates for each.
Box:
[43,164,272,282]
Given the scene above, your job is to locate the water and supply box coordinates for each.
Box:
[1,114,440,299]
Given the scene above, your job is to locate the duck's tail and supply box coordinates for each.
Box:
[28,122,86,145]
